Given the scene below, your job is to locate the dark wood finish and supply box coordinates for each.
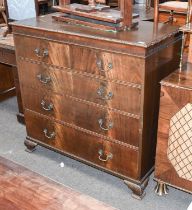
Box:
[24,138,37,152]
[14,35,71,67]
[0,47,15,65]
[0,63,15,101]
[12,13,182,199]
[154,64,192,194]
[17,59,72,94]
[155,1,191,25]
[124,177,149,200]
[12,67,25,124]
[70,45,144,84]
[0,156,117,210]
[0,33,24,124]
[53,5,122,24]
[120,0,133,29]
[25,110,139,179]
[158,11,187,25]
[54,0,137,31]
[18,60,141,115]
[71,74,141,114]
[22,86,140,147]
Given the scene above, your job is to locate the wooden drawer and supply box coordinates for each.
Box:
[18,60,141,114]
[0,47,16,66]
[0,64,15,92]
[159,12,186,26]
[25,110,139,179]
[22,88,140,147]
[71,74,141,115]
[17,60,72,95]
[14,35,70,67]
[71,46,144,84]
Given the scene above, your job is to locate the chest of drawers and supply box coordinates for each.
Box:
[154,65,192,195]
[12,14,181,199]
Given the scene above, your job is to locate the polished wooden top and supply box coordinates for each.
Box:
[0,157,117,210]
[11,11,180,47]
[161,63,192,89]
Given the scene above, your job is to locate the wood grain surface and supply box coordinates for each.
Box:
[25,110,139,179]
[0,156,117,210]
[12,11,182,199]
[22,87,140,147]
[155,66,192,193]
[0,31,24,123]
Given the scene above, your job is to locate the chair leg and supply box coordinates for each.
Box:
[1,11,8,25]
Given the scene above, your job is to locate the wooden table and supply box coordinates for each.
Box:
[0,157,116,210]
[0,31,24,124]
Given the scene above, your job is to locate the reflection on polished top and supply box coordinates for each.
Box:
[161,63,192,89]
[11,12,180,47]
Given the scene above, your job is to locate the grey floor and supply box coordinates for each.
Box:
[0,97,191,210]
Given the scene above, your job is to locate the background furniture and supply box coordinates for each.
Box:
[0,31,24,123]
[154,0,191,25]
[0,0,40,124]
[38,0,49,15]
[6,0,38,20]
[0,0,7,26]
[57,0,135,31]
[154,65,192,195]
[154,22,192,196]
[12,12,181,199]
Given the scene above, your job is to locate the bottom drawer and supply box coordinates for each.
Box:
[25,111,139,179]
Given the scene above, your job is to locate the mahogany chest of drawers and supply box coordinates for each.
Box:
[155,65,192,195]
[12,14,181,199]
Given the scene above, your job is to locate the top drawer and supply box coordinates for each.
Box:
[14,35,70,68]
[71,46,144,84]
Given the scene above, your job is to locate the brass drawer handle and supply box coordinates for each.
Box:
[34,48,49,58]
[98,149,113,162]
[98,118,113,131]
[97,86,113,100]
[96,59,113,72]
[41,100,53,111]
[37,74,51,84]
[43,128,55,139]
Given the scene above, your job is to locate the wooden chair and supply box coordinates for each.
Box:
[38,0,49,14]
[6,0,38,20]
[2,0,38,37]
[0,0,7,25]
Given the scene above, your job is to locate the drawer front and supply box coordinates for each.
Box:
[71,46,144,84]
[14,35,70,67]
[25,110,139,179]
[18,59,141,115]
[22,88,140,147]
[0,64,14,92]
[0,47,16,66]
[71,74,141,115]
[17,60,72,95]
